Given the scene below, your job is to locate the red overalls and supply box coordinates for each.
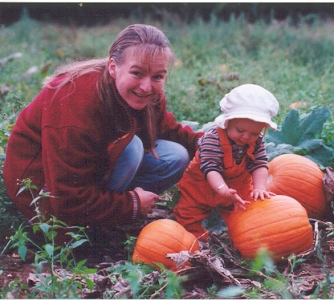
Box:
[173,128,255,240]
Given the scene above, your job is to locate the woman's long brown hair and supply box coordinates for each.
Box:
[43,24,175,157]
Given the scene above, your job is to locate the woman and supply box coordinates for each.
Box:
[3,24,202,237]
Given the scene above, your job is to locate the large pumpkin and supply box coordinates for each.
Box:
[132,219,200,271]
[266,154,328,219]
[222,195,313,261]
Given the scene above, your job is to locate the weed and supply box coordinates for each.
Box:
[245,249,294,298]
[0,178,96,298]
[0,160,26,246]
[106,261,183,299]
[124,234,137,260]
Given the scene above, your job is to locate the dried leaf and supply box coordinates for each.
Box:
[112,279,132,298]
[168,249,240,285]
[289,101,307,109]
[324,167,334,203]
[165,250,192,269]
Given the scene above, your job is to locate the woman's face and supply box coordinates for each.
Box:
[109,48,169,110]
[226,118,266,146]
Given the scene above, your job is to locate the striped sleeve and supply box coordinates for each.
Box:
[247,135,269,173]
[198,127,224,178]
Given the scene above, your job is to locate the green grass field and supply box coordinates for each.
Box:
[1,13,333,127]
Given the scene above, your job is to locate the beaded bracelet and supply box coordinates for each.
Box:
[129,191,138,219]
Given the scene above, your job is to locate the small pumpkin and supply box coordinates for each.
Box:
[132,219,200,271]
[267,154,328,219]
[222,195,313,261]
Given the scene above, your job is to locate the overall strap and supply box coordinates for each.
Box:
[246,144,255,161]
[217,127,256,167]
[217,127,234,169]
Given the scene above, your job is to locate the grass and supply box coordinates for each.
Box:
[1,13,333,127]
[166,15,334,127]
[0,10,333,298]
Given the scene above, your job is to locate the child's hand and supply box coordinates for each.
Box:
[223,188,250,211]
[251,188,276,200]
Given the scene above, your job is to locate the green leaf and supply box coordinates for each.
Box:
[298,107,331,142]
[30,195,42,206]
[265,106,334,167]
[265,143,295,161]
[266,106,331,146]
[153,262,166,270]
[45,244,54,257]
[16,185,27,196]
[18,245,27,260]
[298,139,334,167]
[85,278,95,291]
[267,109,301,145]
[83,267,98,274]
[71,239,89,249]
[40,222,50,233]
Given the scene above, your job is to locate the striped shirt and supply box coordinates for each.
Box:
[198,127,268,178]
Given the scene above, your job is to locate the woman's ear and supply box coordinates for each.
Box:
[108,59,116,78]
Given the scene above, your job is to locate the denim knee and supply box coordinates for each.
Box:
[123,135,144,168]
[157,140,189,176]
[107,135,144,192]
[127,140,190,193]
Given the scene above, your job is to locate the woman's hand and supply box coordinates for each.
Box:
[251,188,276,200]
[134,187,160,217]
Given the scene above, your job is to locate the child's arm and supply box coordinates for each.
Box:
[206,170,249,210]
[251,167,276,200]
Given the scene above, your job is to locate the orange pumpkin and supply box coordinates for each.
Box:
[132,219,200,271]
[267,154,328,219]
[222,195,313,261]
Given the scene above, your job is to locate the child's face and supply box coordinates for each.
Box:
[226,118,266,146]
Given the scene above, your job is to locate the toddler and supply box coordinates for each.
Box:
[173,84,279,241]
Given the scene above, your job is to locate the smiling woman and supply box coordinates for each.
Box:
[2,24,203,245]
[108,49,170,110]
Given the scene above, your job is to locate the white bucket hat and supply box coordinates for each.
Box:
[215,84,279,130]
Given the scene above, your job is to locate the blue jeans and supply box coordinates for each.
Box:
[107,136,190,194]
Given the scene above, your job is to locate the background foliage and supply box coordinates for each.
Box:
[1,9,333,126]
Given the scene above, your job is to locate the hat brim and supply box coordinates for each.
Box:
[215,114,277,130]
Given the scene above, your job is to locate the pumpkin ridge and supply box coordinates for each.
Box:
[232,216,308,237]
[134,242,175,256]
[267,154,327,218]
[132,219,200,270]
[233,221,312,246]
[227,201,308,238]
[133,249,162,265]
[236,229,313,260]
[267,184,325,212]
[225,194,314,261]
[138,234,190,254]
